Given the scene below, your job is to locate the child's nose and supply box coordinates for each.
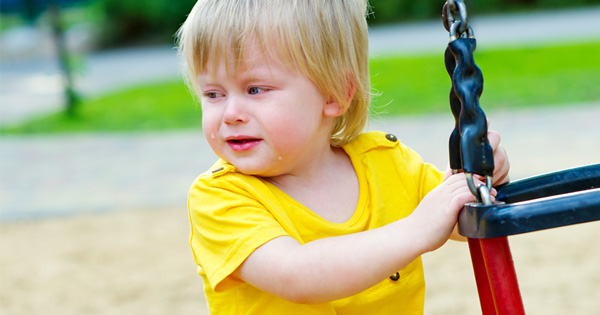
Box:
[223,97,249,125]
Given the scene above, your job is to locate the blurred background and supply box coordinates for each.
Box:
[1,0,599,314]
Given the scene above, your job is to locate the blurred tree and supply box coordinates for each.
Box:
[23,0,43,21]
[367,0,600,25]
[97,0,197,47]
[84,0,600,45]
[0,0,90,23]
[48,0,80,116]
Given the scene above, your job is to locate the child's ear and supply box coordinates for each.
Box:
[323,77,357,117]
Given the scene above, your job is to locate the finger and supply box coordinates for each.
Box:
[444,168,454,181]
[492,146,510,185]
[493,146,507,170]
[452,188,479,210]
[487,130,501,151]
[447,174,485,197]
[444,174,472,195]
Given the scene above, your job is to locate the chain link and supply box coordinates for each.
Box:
[466,173,494,203]
[478,184,493,205]
[442,0,473,40]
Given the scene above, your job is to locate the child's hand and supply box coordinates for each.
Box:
[408,174,485,252]
[443,128,510,186]
[488,129,510,186]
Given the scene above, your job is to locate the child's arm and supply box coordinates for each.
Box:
[233,174,482,304]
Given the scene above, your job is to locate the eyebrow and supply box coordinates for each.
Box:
[238,63,278,82]
[197,57,286,86]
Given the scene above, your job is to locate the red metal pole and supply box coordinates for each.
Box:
[468,238,498,315]
[479,237,525,315]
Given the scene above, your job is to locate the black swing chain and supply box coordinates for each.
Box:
[443,0,494,204]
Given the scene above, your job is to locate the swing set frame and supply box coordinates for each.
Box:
[442,1,600,314]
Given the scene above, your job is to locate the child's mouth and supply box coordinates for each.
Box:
[227,138,261,151]
[229,139,254,143]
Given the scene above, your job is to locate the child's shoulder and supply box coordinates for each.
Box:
[191,160,258,190]
[348,131,426,166]
[348,130,404,152]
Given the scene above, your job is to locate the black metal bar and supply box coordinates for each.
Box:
[495,164,600,203]
[458,188,600,238]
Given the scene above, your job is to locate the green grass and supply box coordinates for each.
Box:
[369,41,600,116]
[0,14,25,33]
[2,41,599,134]
[1,80,202,134]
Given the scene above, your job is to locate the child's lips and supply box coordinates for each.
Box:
[226,137,262,151]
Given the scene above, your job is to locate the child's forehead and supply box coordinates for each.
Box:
[202,40,300,79]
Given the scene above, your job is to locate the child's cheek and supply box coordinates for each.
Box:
[201,109,219,140]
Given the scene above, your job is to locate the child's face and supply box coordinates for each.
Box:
[198,43,337,177]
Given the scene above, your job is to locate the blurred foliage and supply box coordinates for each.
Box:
[96,0,600,45]
[0,0,196,46]
[367,0,600,24]
[3,0,599,46]
[95,0,196,47]
[0,2,98,37]
[0,0,90,21]
[0,13,23,32]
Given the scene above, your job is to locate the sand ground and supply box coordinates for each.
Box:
[1,207,599,314]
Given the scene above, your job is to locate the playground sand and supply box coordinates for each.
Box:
[1,206,598,314]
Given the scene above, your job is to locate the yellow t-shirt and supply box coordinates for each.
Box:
[188,131,444,314]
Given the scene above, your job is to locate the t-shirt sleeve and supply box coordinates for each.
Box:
[397,142,445,201]
[349,131,445,205]
[187,175,289,292]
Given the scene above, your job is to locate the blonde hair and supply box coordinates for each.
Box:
[177,0,370,146]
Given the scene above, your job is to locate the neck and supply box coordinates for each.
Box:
[265,144,343,187]
[264,145,359,224]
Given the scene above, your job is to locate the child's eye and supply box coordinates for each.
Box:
[204,91,224,99]
[248,87,266,95]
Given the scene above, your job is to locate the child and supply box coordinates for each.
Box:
[178,0,510,314]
